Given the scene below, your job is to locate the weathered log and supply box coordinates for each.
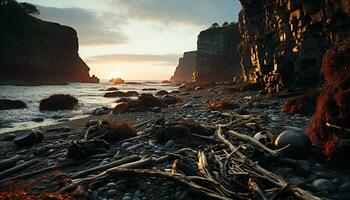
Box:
[0,155,22,171]
[71,155,140,178]
[228,130,289,156]
[0,159,40,179]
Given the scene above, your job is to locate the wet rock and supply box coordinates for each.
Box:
[179,92,190,96]
[121,142,132,149]
[39,94,78,111]
[122,196,132,200]
[104,91,139,98]
[106,189,119,197]
[162,95,180,105]
[0,99,27,110]
[107,182,117,188]
[86,120,99,127]
[14,130,44,147]
[92,107,111,115]
[155,90,169,96]
[33,146,46,156]
[106,87,119,91]
[181,103,192,109]
[312,179,336,193]
[31,117,44,122]
[195,86,203,91]
[340,183,350,193]
[165,140,175,148]
[289,177,304,186]
[274,130,312,159]
[151,107,162,113]
[233,108,249,115]
[142,88,156,91]
[2,133,16,141]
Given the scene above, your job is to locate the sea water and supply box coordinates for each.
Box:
[0,81,178,134]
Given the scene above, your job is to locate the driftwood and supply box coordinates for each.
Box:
[216,126,320,200]
[0,159,40,179]
[0,155,23,171]
[71,155,140,178]
[227,130,289,156]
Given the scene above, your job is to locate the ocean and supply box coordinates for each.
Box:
[0,81,178,134]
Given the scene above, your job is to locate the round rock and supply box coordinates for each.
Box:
[312,179,336,193]
[274,130,312,159]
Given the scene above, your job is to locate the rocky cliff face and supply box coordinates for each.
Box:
[170,51,197,82]
[238,0,350,93]
[0,1,99,85]
[195,23,241,82]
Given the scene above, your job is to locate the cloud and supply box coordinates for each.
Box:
[111,0,241,26]
[36,6,128,46]
[87,54,181,66]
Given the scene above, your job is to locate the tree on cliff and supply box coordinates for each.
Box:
[211,23,219,28]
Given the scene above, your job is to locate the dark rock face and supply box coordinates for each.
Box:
[0,99,27,110]
[0,1,99,85]
[238,0,350,93]
[194,23,241,82]
[170,51,197,82]
[39,94,78,111]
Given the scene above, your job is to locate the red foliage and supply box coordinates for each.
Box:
[308,38,350,160]
[282,89,320,116]
[207,100,239,111]
[0,189,74,200]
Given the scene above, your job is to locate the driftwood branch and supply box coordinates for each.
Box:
[0,159,40,179]
[0,155,23,171]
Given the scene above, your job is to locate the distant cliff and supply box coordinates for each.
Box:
[170,51,197,82]
[0,1,99,85]
[238,0,350,93]
[195,23,241,82]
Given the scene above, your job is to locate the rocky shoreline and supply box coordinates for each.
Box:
[1,84,350,200]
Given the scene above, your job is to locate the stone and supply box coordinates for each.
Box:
[106,189,119,197]
[86,120,99,127]
[122,196,132,200]
[39,94,78,111]
[165,140,175,148]
[162,95,179,105]
[2,133,16,141]
[92,107,111,116]
[151,107,161,113]
[340,183,350,193]
[155,90,169,96]
[312,179,336,193]
[106,182,117,188]
[274,130,312,159]
[181,103,193,109]
[0,99,27,110]
[289,177,304,186]
[121,142,132,149]
[14,130,44,147]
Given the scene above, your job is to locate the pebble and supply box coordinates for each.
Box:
[122,196,132,200]
[106,182,117,188]
[165,140,175,148]
[181,103,192,109]
[151,107,162,113]
[33,146,46,156]
[154,150,162,154]
[121,142,132,149]
[312,179,336,193]
[2,133,16,141]
[106,189,119,197]
[340,182,350,193]
[86,119,99,127]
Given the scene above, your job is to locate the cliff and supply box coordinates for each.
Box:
[194,23,241,82]
[238,0,350,93]
[0,1,99,85]
[170,51,197,82]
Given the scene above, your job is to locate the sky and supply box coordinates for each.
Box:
[19,0,242,80]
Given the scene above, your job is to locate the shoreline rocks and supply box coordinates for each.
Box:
[0,99,27,110]
[39,94,78,111]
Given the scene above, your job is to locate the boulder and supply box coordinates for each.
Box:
[39,94,78,111]
[155,90,169,96]
[104,91,139,98]
[0,99,27,110]
[14,130,44,147]
[275,130,312,159]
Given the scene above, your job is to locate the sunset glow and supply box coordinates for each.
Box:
[18,0,241,80]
